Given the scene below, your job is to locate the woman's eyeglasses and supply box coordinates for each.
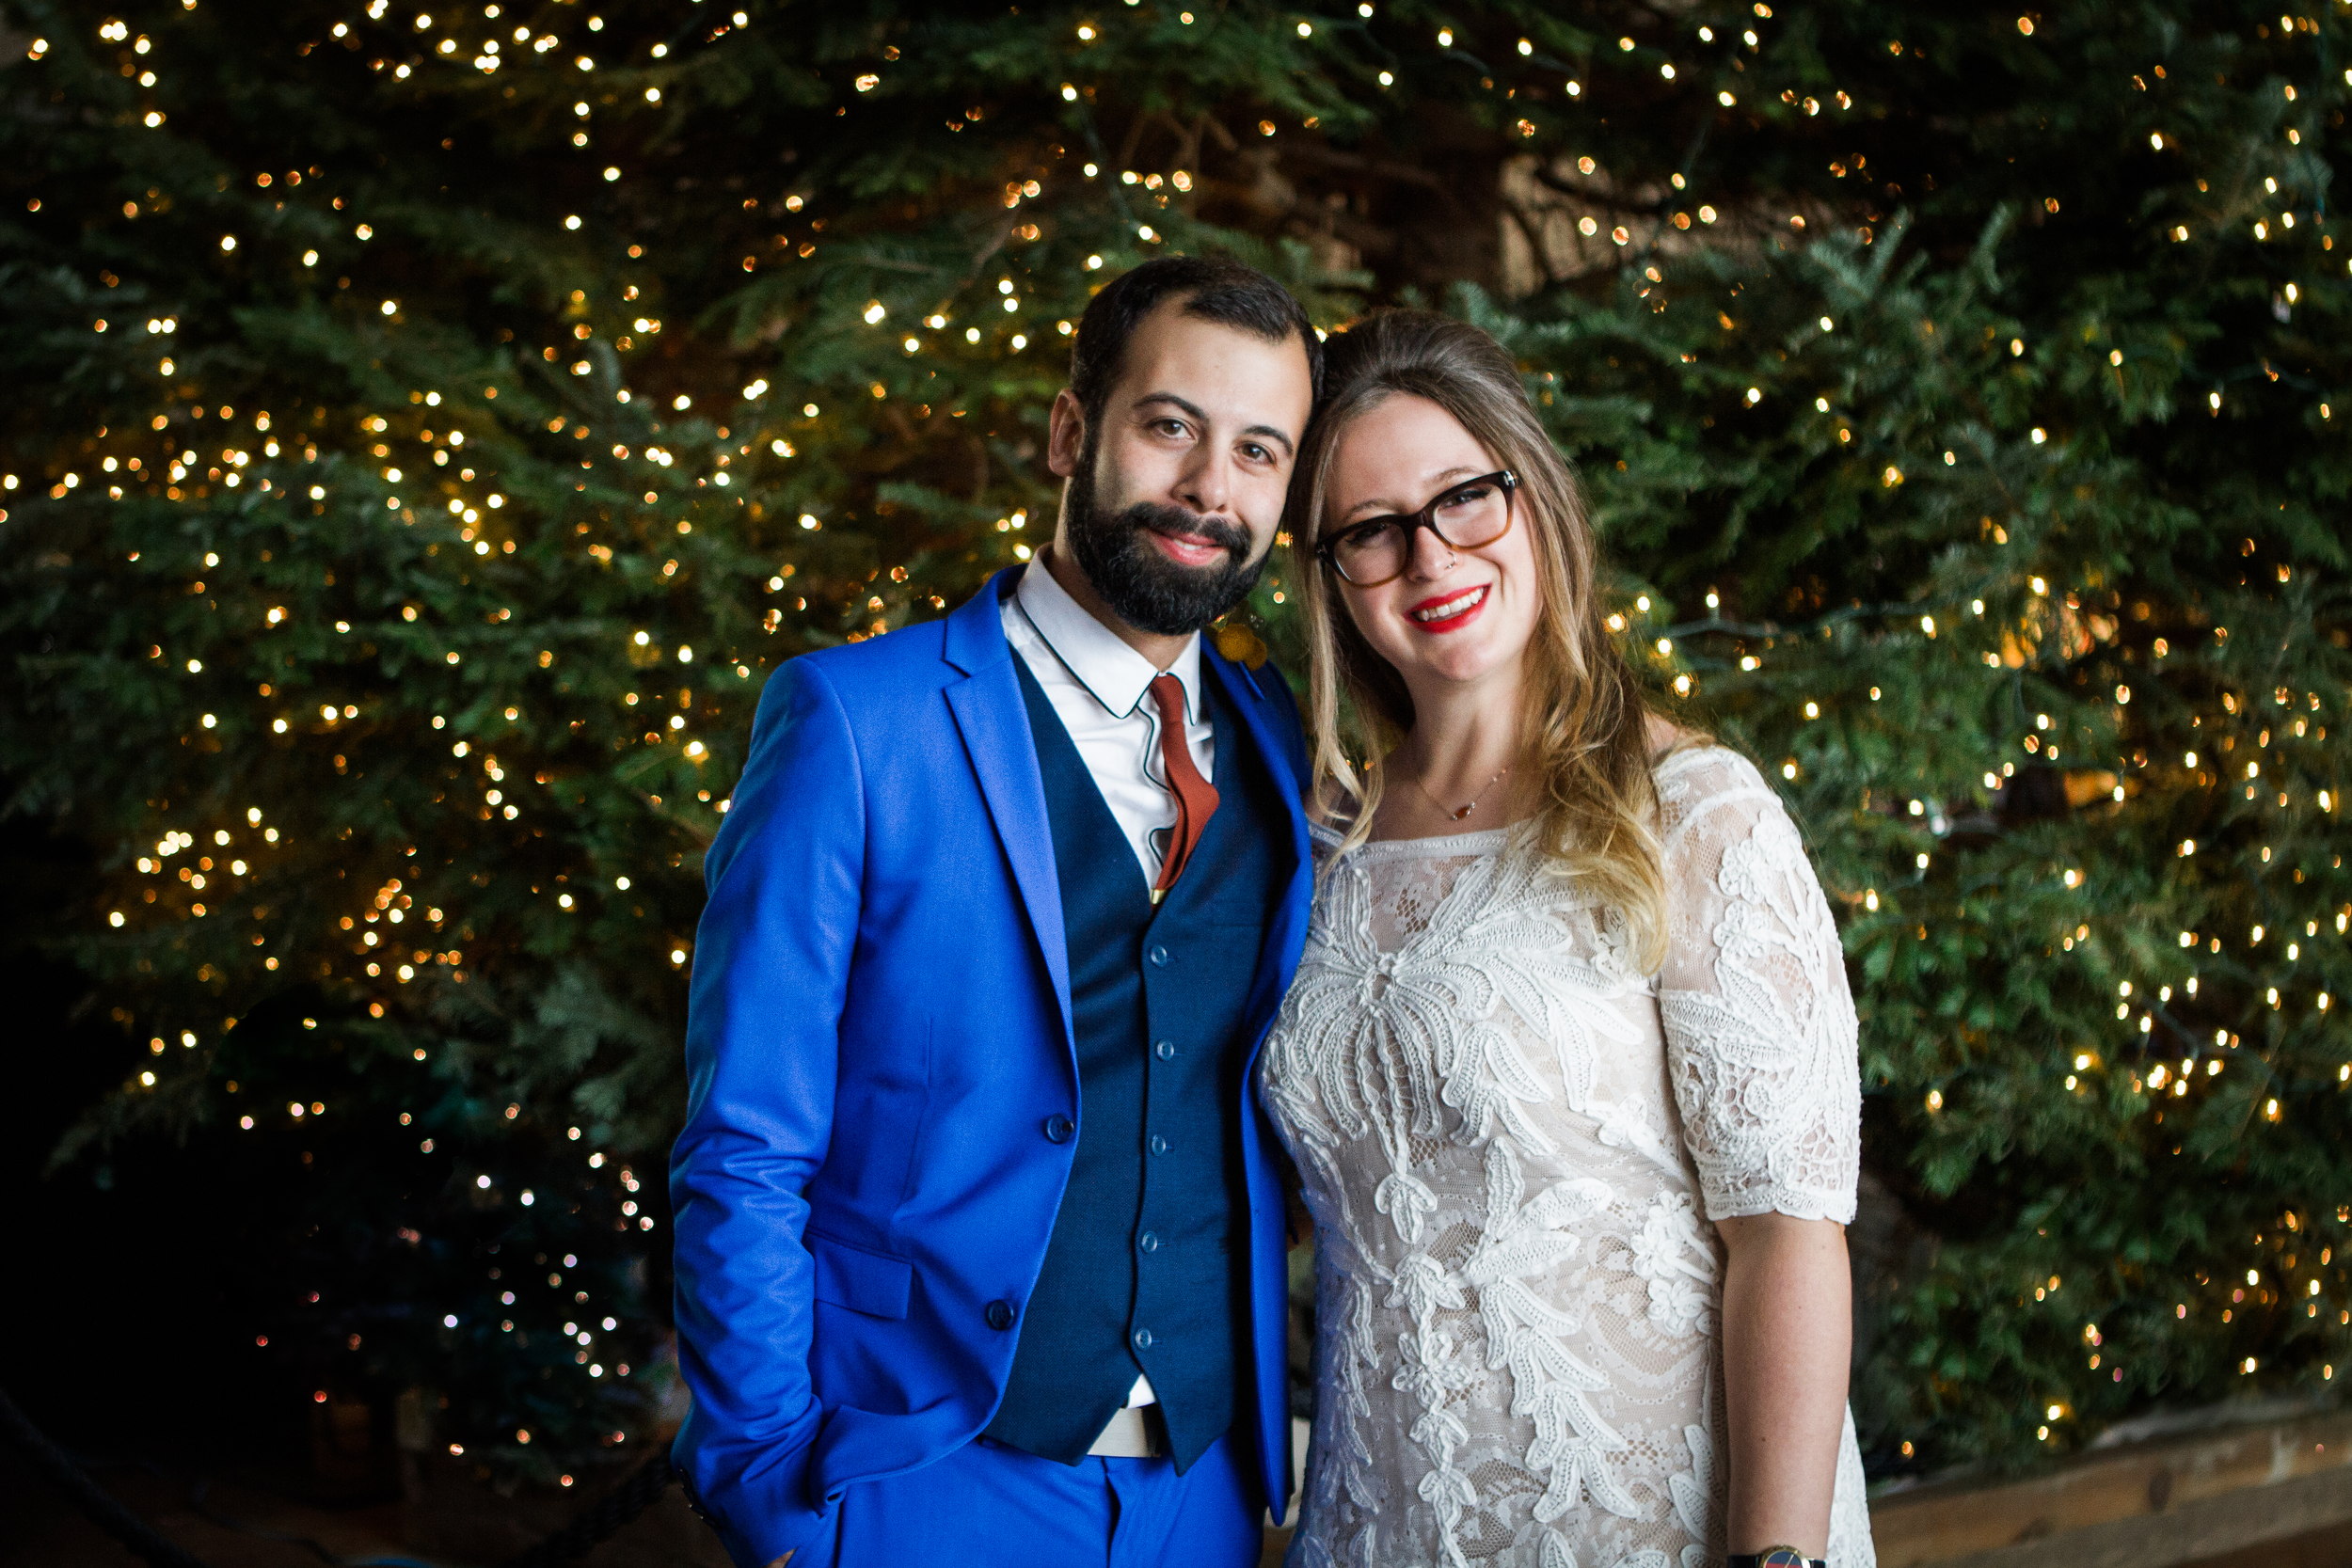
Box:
[1312,470,1518,587]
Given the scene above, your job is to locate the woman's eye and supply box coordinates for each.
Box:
[1241,443,1270,462]
[1152,419,1188,437]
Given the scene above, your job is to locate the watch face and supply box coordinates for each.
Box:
[1756,1552,1812,1568]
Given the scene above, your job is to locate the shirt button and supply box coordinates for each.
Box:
[1132,1327,1153,1350]
[985,1300,1017,1331]
[1153,1039,1175,1061]
[1147,944,1170,968]
[1138,1231,1160,1253]
[1042,1114,1075,1144]
[1149,1134,1168,1156]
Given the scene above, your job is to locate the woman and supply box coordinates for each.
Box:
[1261,310,1874,1568]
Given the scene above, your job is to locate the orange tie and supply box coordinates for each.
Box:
[1147,673,1218,906]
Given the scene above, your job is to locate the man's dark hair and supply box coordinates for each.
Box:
[1067,255,1323,434]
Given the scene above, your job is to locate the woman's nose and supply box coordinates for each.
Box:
[1404,524,1455,579]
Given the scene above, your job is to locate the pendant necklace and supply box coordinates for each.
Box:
[1416,764,1510,823]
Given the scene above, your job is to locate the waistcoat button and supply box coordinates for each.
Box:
[1148,1134,1168,1156]
[1138,1231,1160,1253]
[1132,1327,1153,1350]
[985,1300,1017,1331]
[1147,943,1170,967]
[1153,1039,1175,1060]
[1042,1114,1075,1144]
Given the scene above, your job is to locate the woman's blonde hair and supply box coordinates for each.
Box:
[1287,308,1674,971]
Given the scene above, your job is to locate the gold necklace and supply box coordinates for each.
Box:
[1414,764,1510,823]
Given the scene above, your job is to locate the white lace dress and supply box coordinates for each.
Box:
[1261,747,1876,1568]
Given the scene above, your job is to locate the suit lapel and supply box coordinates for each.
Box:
[943,572,1073,1047]
[1201,649,1312,1055]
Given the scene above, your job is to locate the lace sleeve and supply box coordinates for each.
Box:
[1654,749,1862,1225]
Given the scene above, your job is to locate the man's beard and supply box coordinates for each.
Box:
[1061,438,1266,637]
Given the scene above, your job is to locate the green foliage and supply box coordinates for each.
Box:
[3,0,2347,1483]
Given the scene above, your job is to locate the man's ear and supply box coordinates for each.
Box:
[1045,388,1088,481]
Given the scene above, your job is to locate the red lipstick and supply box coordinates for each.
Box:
[1405,583,1489,634]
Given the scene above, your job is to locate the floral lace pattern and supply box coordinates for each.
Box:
[1262,747,1874,1568]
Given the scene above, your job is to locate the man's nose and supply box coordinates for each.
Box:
[1174,445,1232,518]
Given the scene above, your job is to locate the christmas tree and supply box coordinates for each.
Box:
[2,0,2344,1488]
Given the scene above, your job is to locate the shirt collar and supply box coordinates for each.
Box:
[1015,554,1202,723]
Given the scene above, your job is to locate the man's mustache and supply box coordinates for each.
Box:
[1120,502,1252,562]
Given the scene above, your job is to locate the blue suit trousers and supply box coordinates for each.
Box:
[808,1433,1263,1568]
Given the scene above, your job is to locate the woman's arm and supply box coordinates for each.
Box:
[1716,1212,1851,1560]
[1650,751,1867,1560]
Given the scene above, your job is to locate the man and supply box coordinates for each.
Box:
[670,255,1321,1568]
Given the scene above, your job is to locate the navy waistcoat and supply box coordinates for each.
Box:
[983,653,1288,1471]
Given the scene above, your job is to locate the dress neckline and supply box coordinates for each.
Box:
[1309,820,1513,860]
[1308,744,1748,863]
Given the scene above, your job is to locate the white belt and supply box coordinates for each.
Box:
[1087,1405,1168,1459]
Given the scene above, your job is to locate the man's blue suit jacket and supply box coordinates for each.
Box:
[669,567,1313,1568]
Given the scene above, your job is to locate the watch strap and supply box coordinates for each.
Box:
[1726,1551,1825,1568]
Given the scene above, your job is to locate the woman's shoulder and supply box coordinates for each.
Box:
[1647,721,1762,787]
[1647,732,1781,832]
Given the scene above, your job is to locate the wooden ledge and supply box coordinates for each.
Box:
[1869,1408,2352,1567]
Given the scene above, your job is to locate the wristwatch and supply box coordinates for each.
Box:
[1727,1551,1825,1568]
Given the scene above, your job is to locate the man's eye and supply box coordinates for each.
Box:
[1242,443,1270,462]
[1152,419,1188,436]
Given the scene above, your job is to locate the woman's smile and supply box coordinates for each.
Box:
[1406,583,1490,632]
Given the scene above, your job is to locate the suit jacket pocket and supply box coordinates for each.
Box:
[808,1231,914,1321]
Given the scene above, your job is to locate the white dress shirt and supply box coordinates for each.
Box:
[1001,556,1216,1411]
[1003,557,1216,889]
